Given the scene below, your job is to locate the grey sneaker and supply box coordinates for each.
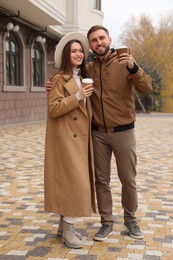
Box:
[94,224,113,241]
[124,221,144,239]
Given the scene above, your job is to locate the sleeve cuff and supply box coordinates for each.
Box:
[126,62,139,74]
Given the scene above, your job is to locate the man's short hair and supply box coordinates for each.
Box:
[87,25,109,39]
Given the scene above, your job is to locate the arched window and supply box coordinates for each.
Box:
[32,43,43,87]
[3,31,25,92]
[5,32,20,85]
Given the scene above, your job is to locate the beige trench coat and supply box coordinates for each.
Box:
[44,73,96,217]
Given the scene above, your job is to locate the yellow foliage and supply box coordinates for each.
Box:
[161,97,173,112]
[119,13,173,112]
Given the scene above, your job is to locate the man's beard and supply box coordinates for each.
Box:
[92,45,110,56]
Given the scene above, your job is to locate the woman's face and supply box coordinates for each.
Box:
[70,42,84,68]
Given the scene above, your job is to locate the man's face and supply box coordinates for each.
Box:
[88,29,112,56]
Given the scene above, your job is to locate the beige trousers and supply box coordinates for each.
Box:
[92,128,138,225]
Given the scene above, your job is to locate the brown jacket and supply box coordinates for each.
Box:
[87,50,152,130]
[44,73,96,217]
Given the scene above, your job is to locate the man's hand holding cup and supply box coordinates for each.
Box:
[116,46,134,68]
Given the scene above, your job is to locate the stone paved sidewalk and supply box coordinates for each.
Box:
[0,113,173,260]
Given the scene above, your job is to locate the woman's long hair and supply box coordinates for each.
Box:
[53,40,88,79]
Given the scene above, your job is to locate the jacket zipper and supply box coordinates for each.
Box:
[99,63,107,132]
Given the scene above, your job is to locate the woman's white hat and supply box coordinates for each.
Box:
[54,32,89,68]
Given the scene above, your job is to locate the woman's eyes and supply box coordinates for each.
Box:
[71,50,84,53]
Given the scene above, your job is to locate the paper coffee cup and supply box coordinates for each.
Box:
[82,78,93,86]
[116,46,130,61]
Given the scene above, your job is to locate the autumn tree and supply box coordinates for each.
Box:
[119,13,173,112]
[157,15,173,112]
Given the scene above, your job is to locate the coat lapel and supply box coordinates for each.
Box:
[64,77,88,117]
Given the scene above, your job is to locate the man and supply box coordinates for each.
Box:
[46,25,152,241]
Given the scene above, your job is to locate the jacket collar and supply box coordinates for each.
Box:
[94,48,116,65]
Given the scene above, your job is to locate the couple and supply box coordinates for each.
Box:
[44,25,152,249]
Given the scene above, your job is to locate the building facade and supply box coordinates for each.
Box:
[0,0,103,126]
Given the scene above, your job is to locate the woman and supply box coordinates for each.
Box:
[44,32,96,249]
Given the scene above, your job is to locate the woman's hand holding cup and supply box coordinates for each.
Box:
[79,78,94,98]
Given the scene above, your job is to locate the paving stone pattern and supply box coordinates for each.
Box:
[0,113,173,260]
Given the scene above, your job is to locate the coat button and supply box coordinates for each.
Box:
[73,134,77,138]
[74,117,77,121]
